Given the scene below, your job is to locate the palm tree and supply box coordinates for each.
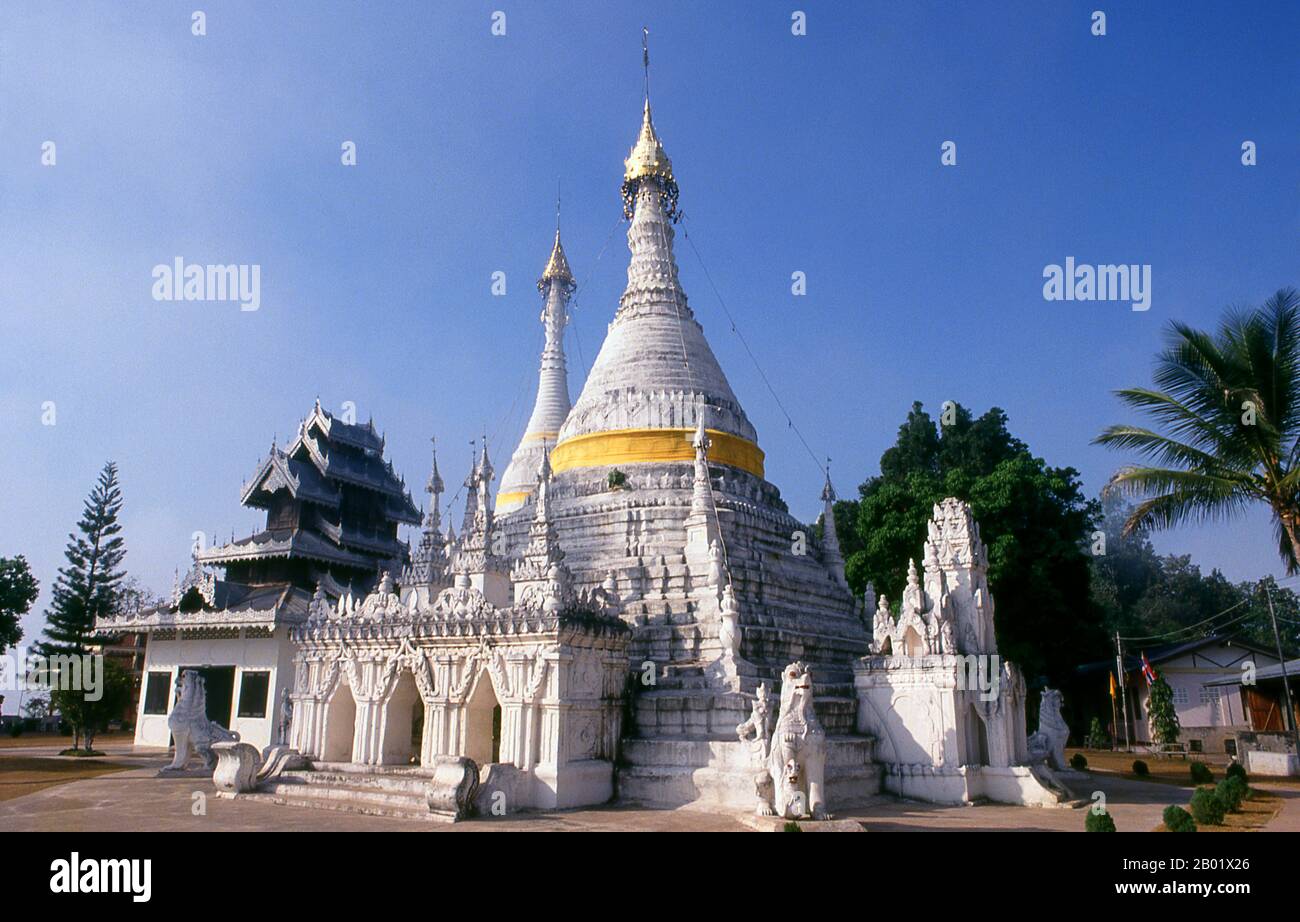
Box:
[1095,287,1300,571]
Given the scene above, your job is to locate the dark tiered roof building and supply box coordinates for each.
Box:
[94,401,419,752]
[203,400,420,597]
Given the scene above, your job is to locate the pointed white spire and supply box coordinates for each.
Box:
[821,460,847,587]
[498,219,576,514]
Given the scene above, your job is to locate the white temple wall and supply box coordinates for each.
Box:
[134,628,295,752]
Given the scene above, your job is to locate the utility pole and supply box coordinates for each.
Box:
[1261,580,1300,750]
[1115,631,1131,751]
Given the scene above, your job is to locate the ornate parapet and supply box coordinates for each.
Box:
[285,576,631,811]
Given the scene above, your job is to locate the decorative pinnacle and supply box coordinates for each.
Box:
[821,460,836,504]
[426,436,444,496]
[624,98,674,186]
[538,441,553,482]
[621,30,679,221]
[692,415,711,452]
[478,433,493,482]
[538,227,575,292]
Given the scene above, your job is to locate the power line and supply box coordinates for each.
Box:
[1118,597,1252,643]
[566,213,625,384]
[680,219,827,480]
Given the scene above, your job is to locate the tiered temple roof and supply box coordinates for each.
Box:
[99,402,419,637]
[201,400,418,582]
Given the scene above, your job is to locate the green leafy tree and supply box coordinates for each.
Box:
[0,555,39,655]
[50,659,131,752]
[1096,287,1300,571]
[1092,497,1299,654]
[22,696,49,722]
[1147,673,1181,746]
[36,462,126,661]
[841,402,1104,681]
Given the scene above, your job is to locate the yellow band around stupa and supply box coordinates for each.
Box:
[549,427,764,479]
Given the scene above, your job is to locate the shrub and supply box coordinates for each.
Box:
[1214,779,1243,812]
[1085,809,1116,832]
[6,723,22,738]
[782,821,802,833]
[1190,787,1225,826]
[1189,762,1213,784]
[1226,761,1248,784]
[1132,759,1149,776]
[1070,753,1088,770]
[607,469,627,489]
[1162,805,1196,832]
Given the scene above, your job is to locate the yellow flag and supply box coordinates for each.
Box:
[1109,672,1117,699]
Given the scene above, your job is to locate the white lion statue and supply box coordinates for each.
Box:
[737,662,828,820]
[163,670,239,772]
[1026,688,1069,771]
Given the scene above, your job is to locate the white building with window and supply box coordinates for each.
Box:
[98,573,307,751]
[1122,635,1280,754]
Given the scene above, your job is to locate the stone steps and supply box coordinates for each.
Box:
[630,664,861,737]
[632,689,750,738]
[617,736,881,811]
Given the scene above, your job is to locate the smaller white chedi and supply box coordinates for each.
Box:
[496,222,575,515]
[853,498,1066,807]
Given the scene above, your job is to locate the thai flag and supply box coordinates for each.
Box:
[1140,652,1158,686]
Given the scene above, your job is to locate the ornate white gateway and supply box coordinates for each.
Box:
[286,474,631,811]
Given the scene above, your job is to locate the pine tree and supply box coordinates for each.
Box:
[36,462,126,660]
[1147,673,1181,746]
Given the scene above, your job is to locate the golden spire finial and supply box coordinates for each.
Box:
[623,91,673,185]
[621,28,679,220]
[539,191,575,291]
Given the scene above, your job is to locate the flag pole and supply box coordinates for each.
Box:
[1262,580,1300,751]
[1115,631,1131,752]
[1109,673,1119,752]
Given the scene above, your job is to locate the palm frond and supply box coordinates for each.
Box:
[1093,425,1237,473]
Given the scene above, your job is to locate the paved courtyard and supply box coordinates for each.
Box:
[1,745,1296,831]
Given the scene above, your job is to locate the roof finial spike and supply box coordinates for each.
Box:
[642,26,650,106]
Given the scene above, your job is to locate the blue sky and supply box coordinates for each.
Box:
[1,1,1297,705]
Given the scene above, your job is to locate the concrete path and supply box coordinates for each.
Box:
[0,751,1208,832]
[849,771,1190,832]
[1257,782,1300,831]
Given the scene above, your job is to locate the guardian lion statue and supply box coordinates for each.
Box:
[741,662,828,820]
[1026,688,1069,771]
[162,670,240,772]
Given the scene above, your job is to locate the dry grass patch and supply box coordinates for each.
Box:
[0,756,134,802]
[1067,747,1223,787]
[0,731,134,750]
